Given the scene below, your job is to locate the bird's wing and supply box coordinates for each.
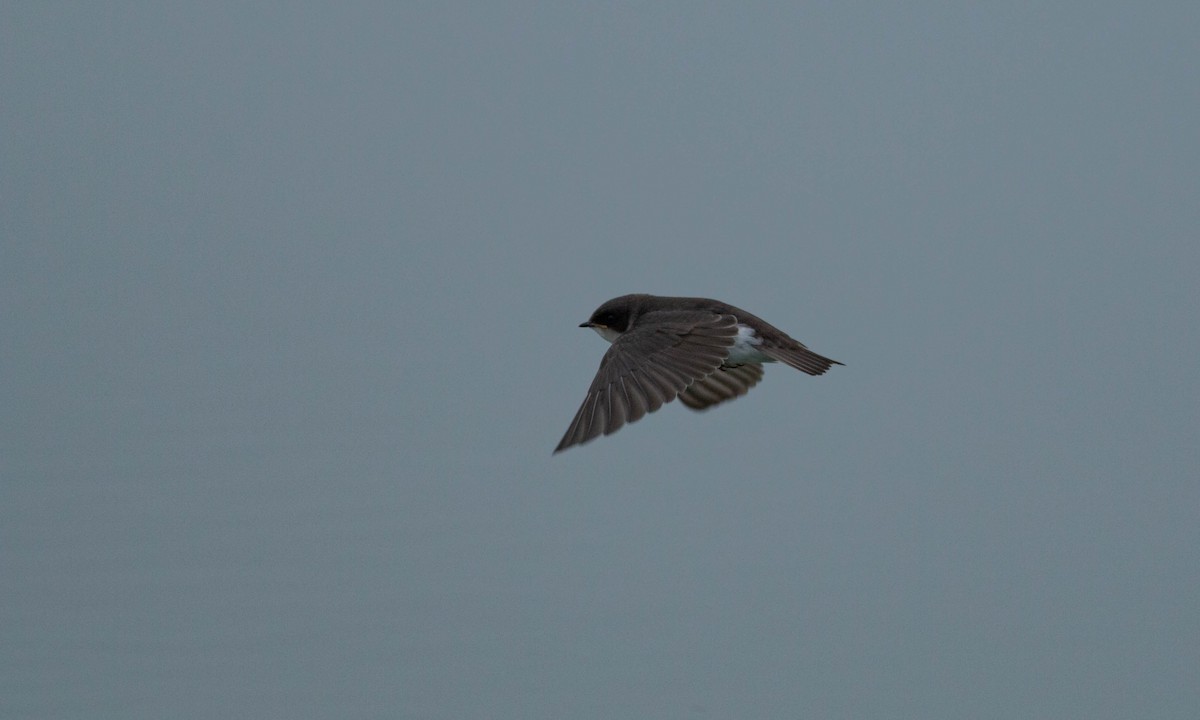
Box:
[678,362,765,411]
[554,311,737,453]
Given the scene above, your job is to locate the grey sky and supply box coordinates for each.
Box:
[3,3,1198,719]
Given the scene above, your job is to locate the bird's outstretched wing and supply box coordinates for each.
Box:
[554,312,738,453]
[678,362,765,411]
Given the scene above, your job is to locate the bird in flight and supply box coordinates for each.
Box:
[554,294,842,453]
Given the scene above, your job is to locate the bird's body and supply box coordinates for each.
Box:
[722,323,770,365]
[554,294,841,453]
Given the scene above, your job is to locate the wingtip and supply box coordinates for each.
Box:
[553,437,585,454]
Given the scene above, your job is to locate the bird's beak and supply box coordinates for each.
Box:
[579,321,593,328]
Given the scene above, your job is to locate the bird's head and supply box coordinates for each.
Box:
[579,294,644,343]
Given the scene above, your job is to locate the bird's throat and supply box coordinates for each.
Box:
[591,326,623,344]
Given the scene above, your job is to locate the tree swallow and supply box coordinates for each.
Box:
[555,294,842,453]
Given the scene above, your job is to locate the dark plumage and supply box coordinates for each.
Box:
[554,294,841,453]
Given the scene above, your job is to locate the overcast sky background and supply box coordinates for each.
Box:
[3,3,1198,719]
